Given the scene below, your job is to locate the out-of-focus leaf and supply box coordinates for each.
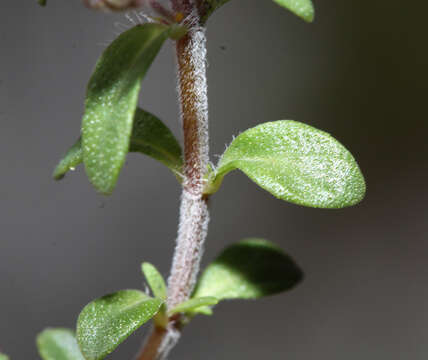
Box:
[273,0,314,22]
[168,297,218,315]
[129,108,182,175]
[142,262,167,300]
[53,138,82,180]
[36,328,84,360]
[193,238,303,300]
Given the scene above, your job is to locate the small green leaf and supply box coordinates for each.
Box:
[53,108,182,181]
[82,24,171,194]
[142,262,167,300]
[193,238,303,300]
[36,328,84,360]
[0,353,10,360]
[169,297,218,316]
[205,120,365,209]
[38,0,47,6]
[273,0,314,22]
[53,138,82,180]
[76,290,162,360]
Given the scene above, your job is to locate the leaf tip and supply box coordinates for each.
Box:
[303,4,315,23]
[52,170,65,181]
[273,0,315,23]
[141,263,167,300]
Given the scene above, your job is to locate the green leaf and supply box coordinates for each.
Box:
[205,120,365,209]
[188,306,213,316]
[129,108,182,175]
[36,328,84,360]
[168,297,218,316]
[201,0,314,23]
[273,0,314,22]
[53,138,82,180]
[142,262,167,300]
[38,0,47,6]
[0,353,9,360]
[82,24,171,194]
[76,290,163,360]
[53,108,182,181]
[193,238,303,300]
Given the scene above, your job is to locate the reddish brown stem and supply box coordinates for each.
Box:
[136,22,209,360]
[136,327,167,360]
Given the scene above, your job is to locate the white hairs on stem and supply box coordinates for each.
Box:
[167,27,210,314]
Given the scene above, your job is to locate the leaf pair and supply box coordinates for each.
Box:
[42,265,212,360]
[141,239,303,318]
[141,239,303,319]
[55,24,184,194]
[37,239,302,360]
[202,0,315,23]
[57,115,366,209]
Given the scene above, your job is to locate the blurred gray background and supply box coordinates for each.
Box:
[1,0,427,359]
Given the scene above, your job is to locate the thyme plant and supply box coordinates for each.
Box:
[0,1,365,359]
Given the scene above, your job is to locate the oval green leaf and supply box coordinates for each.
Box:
[193,238,303,300]
[273,0,314,22]
[206,120,366,209]
[82,24,171,194]
[168,297,219,316]
[142,262,167,300]
[36,328,84,360]
[53,108,182,181]
[0,354,9,360]
[76,290,162,360]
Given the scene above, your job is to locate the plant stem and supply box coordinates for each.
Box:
[136,23,209,360]
[167,25,209,310]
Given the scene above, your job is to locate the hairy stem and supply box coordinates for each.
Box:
[136,24,209,360]
[168,26,209,310]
